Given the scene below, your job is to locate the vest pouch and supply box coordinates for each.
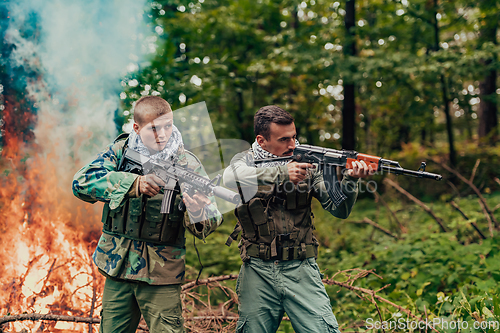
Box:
[248,199,270,237]
[160,196,185,246]
[285,185,297,210]
[235,205,256,241]
[141,195,164,242]
[125,197,142,239]
[296,183,311,208]
[167,196,184,223]
[110,203,126,234]
[101,204,112,231]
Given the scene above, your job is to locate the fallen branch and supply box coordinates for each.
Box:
[446,180,461,199]
[449,201,486,239]
[322,279,440,333]
[185,315,239,321]
[0,314,100,325]
[478,199,494,238]
[182,274,238,292]
[469,159,480,183]
[384,178,448,233]
[494,203,500,213]
[348,218,399,239]
[367,183,405,233]
[435,161,498,228]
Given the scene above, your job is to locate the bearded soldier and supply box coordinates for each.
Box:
[223,105,372,333]
[73,96,222,333]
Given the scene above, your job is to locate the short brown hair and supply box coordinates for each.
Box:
[133,96,172,125]
[254,105,294,140]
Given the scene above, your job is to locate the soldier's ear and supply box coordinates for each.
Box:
[256,135,266,148]
[133,123,141,134]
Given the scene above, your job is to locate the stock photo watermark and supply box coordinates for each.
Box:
[365,317,500,331]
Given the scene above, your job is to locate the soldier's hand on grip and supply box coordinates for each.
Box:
[347,160,374,178]
[287,162,315,184]
[138,174,165,197]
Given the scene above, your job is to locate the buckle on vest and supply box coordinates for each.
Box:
[258,243,268,260]
[277,233,291,242]
[274,246,291,261]
[272,197,286,206]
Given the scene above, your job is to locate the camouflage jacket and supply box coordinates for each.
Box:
[72,137,223,285]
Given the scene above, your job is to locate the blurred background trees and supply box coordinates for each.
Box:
[120,0,498,158]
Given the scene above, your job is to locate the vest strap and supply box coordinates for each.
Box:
[225,222,242,247]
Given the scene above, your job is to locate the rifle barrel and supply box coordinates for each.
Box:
[381,166,442,181]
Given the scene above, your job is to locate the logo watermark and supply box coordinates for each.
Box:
[365,317,500,331]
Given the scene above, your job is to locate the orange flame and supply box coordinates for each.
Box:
[1,99,105,332]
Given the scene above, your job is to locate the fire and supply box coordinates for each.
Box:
[0,101,105,332]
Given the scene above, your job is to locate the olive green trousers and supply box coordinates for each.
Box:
[235,257,340,333]
[99,277,184,333]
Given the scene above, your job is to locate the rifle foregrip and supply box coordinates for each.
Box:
[212,186,240,204]
[346,154,381,171]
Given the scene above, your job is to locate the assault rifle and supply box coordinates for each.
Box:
[254,144,442,205]
[254,144,442,180]
[118,148,240,214]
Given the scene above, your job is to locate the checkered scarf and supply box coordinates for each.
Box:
[251,140,299,168]
[128,125,183,162]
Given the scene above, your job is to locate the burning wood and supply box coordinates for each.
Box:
[0,112,105,332]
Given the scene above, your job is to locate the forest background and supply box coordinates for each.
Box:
[1,0,499,332]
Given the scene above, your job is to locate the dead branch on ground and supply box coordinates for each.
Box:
[347,218,399,239]
[366,182,405,233]
[384,178,448,233]
[450,201,486,239]
[434,159,498,228]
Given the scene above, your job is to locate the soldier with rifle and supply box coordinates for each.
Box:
[223,105,373,333]
[72,96,223,333]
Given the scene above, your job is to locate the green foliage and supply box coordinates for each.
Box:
[185,184,500,332]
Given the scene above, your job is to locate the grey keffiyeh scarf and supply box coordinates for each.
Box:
[128,124,184,162]
[251,140,300,168]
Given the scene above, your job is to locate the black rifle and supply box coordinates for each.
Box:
[118,148,240,214]
[254,144,442,205]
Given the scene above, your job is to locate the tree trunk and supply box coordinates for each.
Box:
[433,0,456,165]
[342,0,356,150]
[478,66,498,144]
[477,1,498,145]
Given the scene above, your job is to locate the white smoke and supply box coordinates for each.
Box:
[5,0,149,163]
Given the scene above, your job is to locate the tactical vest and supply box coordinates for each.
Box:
[100,134,186,247]
[228,179,318,261]
[101,192,186,247]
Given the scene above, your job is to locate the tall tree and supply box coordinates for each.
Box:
[477,0,499,145]
[429,0,457,166]
[342,0,356,150]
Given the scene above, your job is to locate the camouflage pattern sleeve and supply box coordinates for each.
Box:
[311,169,359,219]
[180,149,223,240]
[72,140,138,210]
[222,149,290,188]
